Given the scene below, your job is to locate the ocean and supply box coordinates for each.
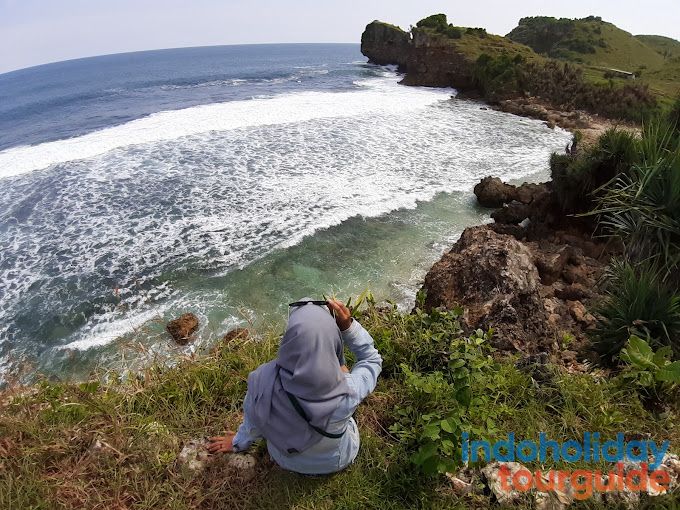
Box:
[0,43,571,384]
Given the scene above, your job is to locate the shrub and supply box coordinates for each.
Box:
[361,295,467,376]
[551,129,639,214]
[507,17,576,55]
[490,57,659,122]
[593,260,680,362]
[595,121,680,280]
[388,327,506,474]
[562,38,597,54]
[416,14,448,31]
[465,27,487,38]
[620,335,680,392]
[473,53,523,100]
[444,25,462,39]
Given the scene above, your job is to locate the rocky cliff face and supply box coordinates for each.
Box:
[361,22,476,90]
[420,177,612,357]
[360,21,411,68]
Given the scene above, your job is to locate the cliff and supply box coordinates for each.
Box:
[360,21,411,68]
[361,17,534,91]
[360,15,665,122]
[361,21,479,90]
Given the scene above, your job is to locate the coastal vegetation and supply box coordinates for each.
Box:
[542,110,680,372]
[473,51,658,121]
[1,297,679,509]
[3,12,680,510]
[507,16,680,101]
[363,14,680,120]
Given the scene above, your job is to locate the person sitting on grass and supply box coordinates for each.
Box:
[208,298,382,475]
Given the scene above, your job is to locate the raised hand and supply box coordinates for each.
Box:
[326,299,352,331]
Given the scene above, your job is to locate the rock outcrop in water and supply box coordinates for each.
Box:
[473,177,549,208]
[167,313,199,345]
[361,21,477,90]
[360,22,411,68]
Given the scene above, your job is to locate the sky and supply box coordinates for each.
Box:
[1,0,679,74]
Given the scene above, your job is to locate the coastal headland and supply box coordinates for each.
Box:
[1,14,679,509]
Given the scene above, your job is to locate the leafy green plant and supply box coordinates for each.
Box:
[619,335,680,392]
[593,259,680,361]
[388,328,502,475]
[595,121,680,284]
[414,14,462,39]
[473,53,524,100]
[551,128,639,214]
[416,14,448,31]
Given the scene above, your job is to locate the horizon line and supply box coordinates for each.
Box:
[0,41,360,78]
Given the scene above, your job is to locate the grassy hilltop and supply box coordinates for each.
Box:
[363,14,679,120]
[506,16,680,100]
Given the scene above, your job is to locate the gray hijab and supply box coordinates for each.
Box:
[247,302,351,454]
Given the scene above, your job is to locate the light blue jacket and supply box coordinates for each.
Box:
[231,319,382,474]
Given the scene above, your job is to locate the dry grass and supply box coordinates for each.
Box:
[1,307,679,509]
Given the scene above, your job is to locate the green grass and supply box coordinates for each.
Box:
[415,24,539,64]
[1,303,679,509]
[636,35,680,59]
[506,16,680,101]
[507,17,663,70]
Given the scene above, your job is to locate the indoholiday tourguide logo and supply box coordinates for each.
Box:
[462,432,672,500]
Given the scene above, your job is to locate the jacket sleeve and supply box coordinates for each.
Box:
[231,388,263,452]
[341,319,382,407]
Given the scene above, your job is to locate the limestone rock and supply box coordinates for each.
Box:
[360,19,480,90]
[227,453,257,482]
[360,21,411,67]
[211,327,251,354]
[167,313,199,345]
[562,263,590,285]
[534,246,574,285]
[222,327,249,343]
[178,439,211,472]
[481,462,526,505]
[567,300,596,327]
[474,177,518,207]
[554,283,592,302]
[491,200,532,224]
[420,226,553,352]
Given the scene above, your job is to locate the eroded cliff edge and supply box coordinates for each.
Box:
[361,20,477,90]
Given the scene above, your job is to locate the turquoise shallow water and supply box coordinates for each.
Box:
[0,44,571,383]
[42,185,535,380]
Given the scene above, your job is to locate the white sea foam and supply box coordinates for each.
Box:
[0,74,571,379]
[57,307,167,351]
[0,76,450,178]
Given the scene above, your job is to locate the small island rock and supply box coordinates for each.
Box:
[167,313,199,345]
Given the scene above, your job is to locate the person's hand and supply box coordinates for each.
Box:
[327,299,352,331]
[208,432,236,454]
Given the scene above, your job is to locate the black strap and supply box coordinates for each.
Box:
[285,391,345,439]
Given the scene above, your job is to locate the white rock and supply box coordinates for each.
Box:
[481,461,526,504]
[227,453,257,481]
[178,439,211,472]
[445,471,473,494]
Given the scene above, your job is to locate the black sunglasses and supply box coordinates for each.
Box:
[288,300,328,307]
